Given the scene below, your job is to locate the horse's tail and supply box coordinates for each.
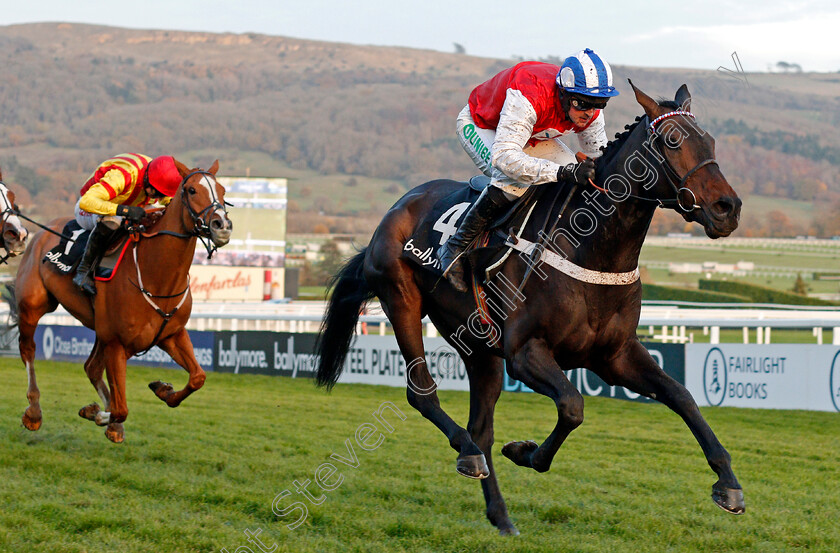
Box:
[1,284,18,327]
[315,248,375,390]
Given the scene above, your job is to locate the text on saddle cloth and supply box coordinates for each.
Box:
[42,220,130,280]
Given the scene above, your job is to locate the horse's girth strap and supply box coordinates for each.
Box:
[504,236,640,286]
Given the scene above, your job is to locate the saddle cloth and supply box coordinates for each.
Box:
[402,176,546,282]
[43,220,130,281]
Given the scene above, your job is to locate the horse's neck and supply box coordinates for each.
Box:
[554,127,658,273]
[135,197,197,289]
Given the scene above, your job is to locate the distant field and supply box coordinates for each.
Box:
[1,360,838,553]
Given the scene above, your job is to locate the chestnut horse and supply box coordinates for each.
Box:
[316,83,744,534]
[12,160,232,443]
[0,169,30,258]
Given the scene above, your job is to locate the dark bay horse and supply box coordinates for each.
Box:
[316,82,744,534]
[12,160,232,443]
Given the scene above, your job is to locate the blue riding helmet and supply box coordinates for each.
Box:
[556,48,620,98]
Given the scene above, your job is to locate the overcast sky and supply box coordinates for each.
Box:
[2,0,839,72]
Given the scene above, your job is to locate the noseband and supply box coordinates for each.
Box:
[646,111,719,213]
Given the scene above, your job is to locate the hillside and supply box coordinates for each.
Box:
[0,22,839,237]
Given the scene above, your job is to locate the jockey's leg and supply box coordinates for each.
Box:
[149,328,206,407]
[72,217,120,296]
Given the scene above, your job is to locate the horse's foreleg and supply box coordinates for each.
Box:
[383,293,486,477]
[102,341,128,443]
[18,316,42,431]
[466,354,518,536]
[606,340,744,514]
[502,339,584,473]
[78,339,112,426]
[150,328,206,407]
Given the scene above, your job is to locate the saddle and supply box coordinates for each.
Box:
[402,176,551,283]
[43,220,132,281]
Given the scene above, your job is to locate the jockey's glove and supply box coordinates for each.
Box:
[116,204,146,222]
[557,159,596,186]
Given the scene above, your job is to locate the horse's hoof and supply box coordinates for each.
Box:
[498,524,520,537]
[456,454,490,479]
[105,422,124,444]
[712,485,745,515]
[94,411,111,426]
[21,409,42,431]
[149,381,174,401]
[501,440,539,468]
[78,403,100,421]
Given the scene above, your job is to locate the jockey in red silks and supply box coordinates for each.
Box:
[72,153,182,295]
[439,48,620,291]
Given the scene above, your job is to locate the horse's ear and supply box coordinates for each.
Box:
[209,160,219,176]
[173,159,190,178]
[675,84,691,111]
[0,166,3,181]
[628,79,663,119]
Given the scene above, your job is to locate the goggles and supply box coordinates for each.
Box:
[568,96,607,111]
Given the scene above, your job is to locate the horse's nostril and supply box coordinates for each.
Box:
[712,197,737,218]
[211,219,222,230]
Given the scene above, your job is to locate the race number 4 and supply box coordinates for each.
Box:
[433,202,471,246]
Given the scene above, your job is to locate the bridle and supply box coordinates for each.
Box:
[0,182,24,264]
[137,169,231,258]
[590,110,719,213]
[129,168,230,352]
[646,111,719,213]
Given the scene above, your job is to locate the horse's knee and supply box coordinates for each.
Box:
[189,371,206,390]
[557,394,584,429]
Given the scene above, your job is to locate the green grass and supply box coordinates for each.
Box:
[1,359,838,552]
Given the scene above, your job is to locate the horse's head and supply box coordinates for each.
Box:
[629,81,741,238]
[173,159,233,248]
[0,169,28,256]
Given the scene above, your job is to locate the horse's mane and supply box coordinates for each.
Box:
[597,99,680,166]
[597,116,643,166]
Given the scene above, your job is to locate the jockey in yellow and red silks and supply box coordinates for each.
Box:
[72,153,182,295]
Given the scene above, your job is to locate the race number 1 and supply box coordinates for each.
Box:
[64,229,86,255]
[433,202,471,246]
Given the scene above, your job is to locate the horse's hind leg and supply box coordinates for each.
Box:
[606,340,744,514]
[466,353,518,536]
[149,327,206,407]
[78,339,112,426]
[501,338,584,473]
[380,284,487,478]
[102,341,129,443]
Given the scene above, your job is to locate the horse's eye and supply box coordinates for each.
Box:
[189,187,197,195]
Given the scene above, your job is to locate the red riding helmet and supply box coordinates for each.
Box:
[147,156,182,197]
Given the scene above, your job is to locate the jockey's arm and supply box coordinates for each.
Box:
[576,111,608,159]
[490,89,562,186]
[78,168,130,216]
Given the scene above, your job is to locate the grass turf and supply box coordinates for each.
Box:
[0,358,838,552]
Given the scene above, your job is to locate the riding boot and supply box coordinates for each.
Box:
[438,185,513,292]
[72,222,114,296]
